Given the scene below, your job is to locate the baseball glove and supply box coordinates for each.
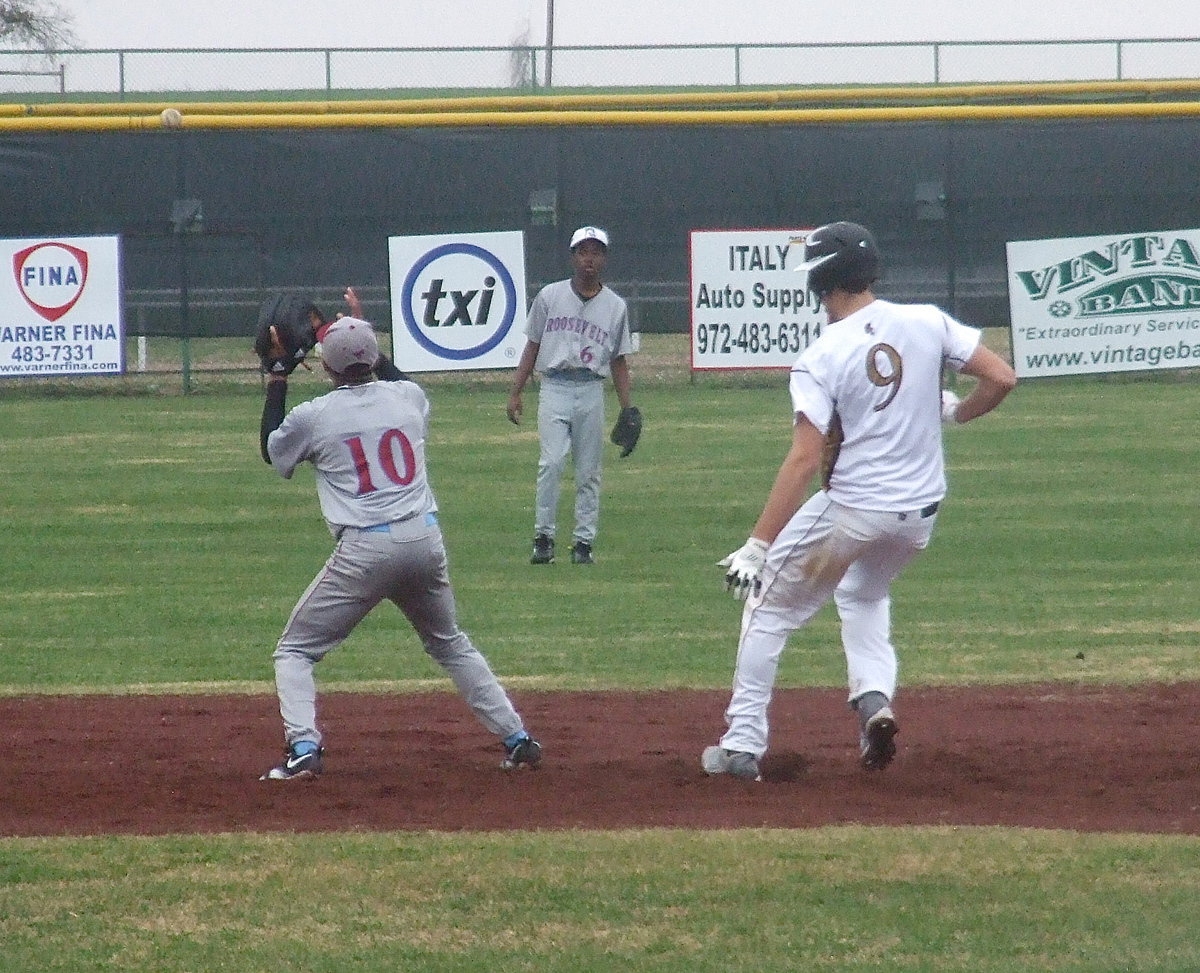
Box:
[254,293,321,375]
[610,405,643,457]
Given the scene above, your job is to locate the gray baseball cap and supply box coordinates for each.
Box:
[321,317,379,373]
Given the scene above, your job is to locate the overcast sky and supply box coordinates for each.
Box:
[58,0,1200,50]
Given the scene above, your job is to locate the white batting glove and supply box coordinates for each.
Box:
[718,537,770,600]
[940,389,961,425]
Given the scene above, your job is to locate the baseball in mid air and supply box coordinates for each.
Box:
[160,108,182,129]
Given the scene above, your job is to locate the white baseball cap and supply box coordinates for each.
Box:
[320,316,379,373]
[570,225,609,249]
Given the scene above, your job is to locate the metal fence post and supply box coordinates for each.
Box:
[545,0,555,88]
[171,139,196,393]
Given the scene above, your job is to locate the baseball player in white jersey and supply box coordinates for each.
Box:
[702,221,1017,782]
[507,226,636,565]
[258,307,541,781]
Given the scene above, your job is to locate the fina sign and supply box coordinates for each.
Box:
[689,228,826,371]
[388,230,527,372]
[1007,228,1200,378]
[0,235,124,377]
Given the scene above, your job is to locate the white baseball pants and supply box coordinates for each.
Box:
[718,491,938,758]
[534,376,605,544]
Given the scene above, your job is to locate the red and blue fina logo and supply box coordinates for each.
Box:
[13,241,89,322]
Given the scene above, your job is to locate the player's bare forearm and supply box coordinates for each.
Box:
[954,345,1017,424]
[507,340,540,423]
[509,341,539,393]
[610,355,632,410]
[750,417,823,545]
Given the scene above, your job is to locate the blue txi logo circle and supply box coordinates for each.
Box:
[401,243,517,361]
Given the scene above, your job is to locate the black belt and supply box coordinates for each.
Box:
[898,502,940,522]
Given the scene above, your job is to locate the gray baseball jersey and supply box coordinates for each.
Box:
[525,280,633,377]
[265,377,527,752]
[268,381,437,533]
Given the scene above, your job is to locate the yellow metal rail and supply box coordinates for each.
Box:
[1,79,1199,131]
[1,100,1199,132]
[4,77,1200,117]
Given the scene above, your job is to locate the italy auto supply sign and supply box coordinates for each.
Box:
[690,228,826,371]
[388,230,526,373]
[1007,229,1200,378]
[0,235,124,377]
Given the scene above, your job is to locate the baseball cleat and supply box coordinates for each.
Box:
[570,541,594,564]
[530,535,555,565]
[860,708,898,771]
[260,745,324,781]
[701,745,762,781]
[501,734,542,770]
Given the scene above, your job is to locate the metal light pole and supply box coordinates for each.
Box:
[545,0,555,88]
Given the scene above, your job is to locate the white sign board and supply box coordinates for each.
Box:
[388,231,527,373]
[689,228,826,371]
[1007,228,1200,378]
[0,235,124,377]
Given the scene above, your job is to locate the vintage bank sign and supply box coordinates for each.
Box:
[1007,229,1200,378]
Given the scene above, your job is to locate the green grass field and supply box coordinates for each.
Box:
[3,829,1199,973]
[1,339,1197,971]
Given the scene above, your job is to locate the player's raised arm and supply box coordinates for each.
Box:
[948,344,1016,424]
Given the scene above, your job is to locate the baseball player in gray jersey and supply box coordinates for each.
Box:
[702,221,1016,782]
[507,226,636,565]
[258,308,541,781]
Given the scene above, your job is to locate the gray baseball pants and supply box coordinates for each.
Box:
[272,515,525,748]
[535,375,605,544]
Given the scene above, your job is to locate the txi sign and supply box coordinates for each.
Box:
[388,231,527,372]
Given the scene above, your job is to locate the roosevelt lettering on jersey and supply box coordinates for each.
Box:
[543,316,612,346]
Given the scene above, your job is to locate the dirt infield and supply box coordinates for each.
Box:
[2,684,1197,837]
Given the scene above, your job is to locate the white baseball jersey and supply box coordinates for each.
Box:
[267,380,437,532]
[525,280,633,378]
[789,299,981,511]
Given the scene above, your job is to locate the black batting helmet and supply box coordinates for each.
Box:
[796,221,881,297]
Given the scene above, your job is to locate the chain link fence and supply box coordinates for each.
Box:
[3,39,1200,389]
[2,38,1200,97]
